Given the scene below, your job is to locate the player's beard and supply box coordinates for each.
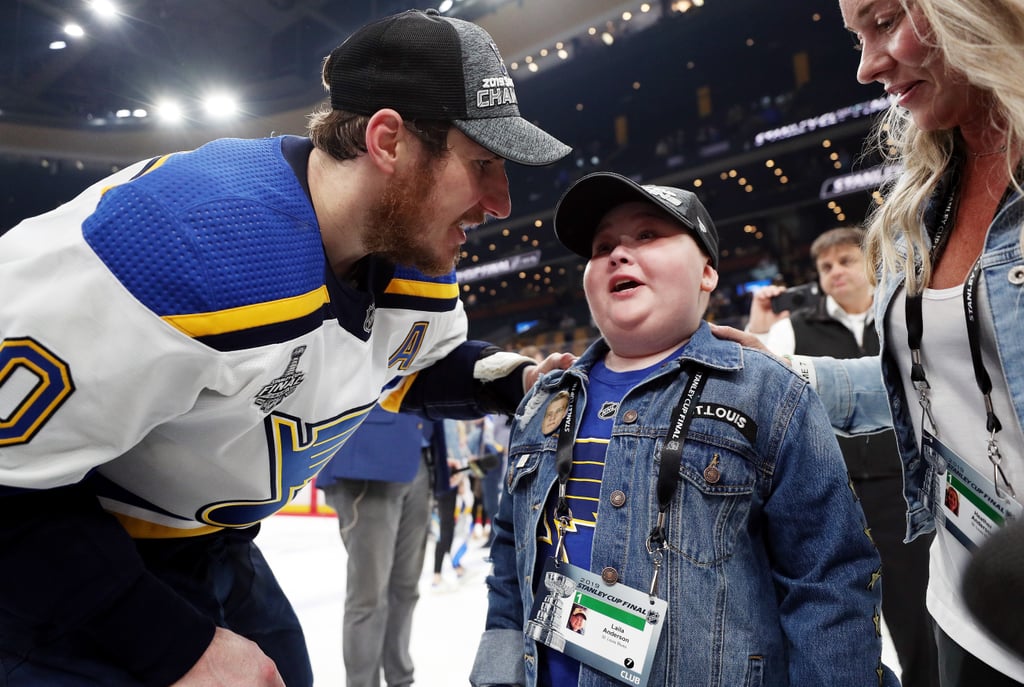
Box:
[364,154,461,276]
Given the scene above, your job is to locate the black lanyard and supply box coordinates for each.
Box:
[904,171,1017,499]
[551,365,710,594]
[963,262,1000,434]
[649,366,708,545]
[904,178,958,432]
[552,384,580,532]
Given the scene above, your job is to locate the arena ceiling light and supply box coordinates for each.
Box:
[87,0,120,21]
[155,100,184,124]
[202,93,239,120]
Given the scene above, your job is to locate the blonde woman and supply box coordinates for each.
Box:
[718,0,1024,683]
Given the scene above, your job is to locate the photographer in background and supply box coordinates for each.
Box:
[747,226,938,687]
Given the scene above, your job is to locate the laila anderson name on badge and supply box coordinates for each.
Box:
[527,559,667,687]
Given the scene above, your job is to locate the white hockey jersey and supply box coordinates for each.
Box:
[0,136,481,537]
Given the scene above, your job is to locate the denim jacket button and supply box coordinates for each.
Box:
[1009,265,1024,285]
[621,409,639,424]
[601,567,619,585]
[610,490,627,507]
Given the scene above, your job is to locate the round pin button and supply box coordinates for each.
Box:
[601,567,619,585]
[541,391,571,435]
[610,490,626,507]
[1009,265,1024,285]
[621,409,639,424]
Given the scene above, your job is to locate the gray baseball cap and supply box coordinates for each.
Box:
[554,172,719,268]
[325,9,571,167]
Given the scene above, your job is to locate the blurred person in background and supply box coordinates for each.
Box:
[482,412,512,553]
[318,406,433,687]
[463,415,504,548]
[433,419,472,588]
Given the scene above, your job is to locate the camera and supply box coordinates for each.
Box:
[770,283,820,313]
[452,452,501,478]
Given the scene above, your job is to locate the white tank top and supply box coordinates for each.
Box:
[891,282,1024,680]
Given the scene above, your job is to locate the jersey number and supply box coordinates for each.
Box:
[0,338,75,445]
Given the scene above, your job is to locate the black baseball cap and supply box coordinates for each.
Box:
[554,172,719,268]
[325,9,571,167]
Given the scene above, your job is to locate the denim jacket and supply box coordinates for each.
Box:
[471,323,896,687]
[811,190,1024,542]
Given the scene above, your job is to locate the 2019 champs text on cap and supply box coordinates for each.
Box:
[326,9,570,167]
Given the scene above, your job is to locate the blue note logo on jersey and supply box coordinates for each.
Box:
[254,346,306,413]
[200,403,373,527]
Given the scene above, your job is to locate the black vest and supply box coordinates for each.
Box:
[791,300,902,479]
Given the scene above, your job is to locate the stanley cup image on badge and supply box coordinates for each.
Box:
[526,569,577,652]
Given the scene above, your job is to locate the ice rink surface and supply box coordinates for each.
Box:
[260,512,490,686]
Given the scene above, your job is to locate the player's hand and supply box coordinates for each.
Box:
[747,284,788,334]
[447,458,466,488]
[709,323,789,365]
[171,627,284,687]
[522,352,575,391]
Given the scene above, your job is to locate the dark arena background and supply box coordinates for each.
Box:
[1,0,884,349]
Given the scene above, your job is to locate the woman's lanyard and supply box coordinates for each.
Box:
[551,365,710,601]
[905,170,1017,500]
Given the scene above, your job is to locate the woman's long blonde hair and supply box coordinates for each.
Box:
[863,0,1024,294]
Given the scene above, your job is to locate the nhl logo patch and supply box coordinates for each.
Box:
[597,401,618,420]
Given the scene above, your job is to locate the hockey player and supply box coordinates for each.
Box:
[0,9,570,687]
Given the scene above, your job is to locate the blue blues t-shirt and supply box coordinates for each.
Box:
[536,351,680,687]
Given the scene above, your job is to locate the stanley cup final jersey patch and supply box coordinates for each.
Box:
[254,346,307,413]
[694,403,757,445]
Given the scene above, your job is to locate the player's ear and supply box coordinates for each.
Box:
[364,109,404,174]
